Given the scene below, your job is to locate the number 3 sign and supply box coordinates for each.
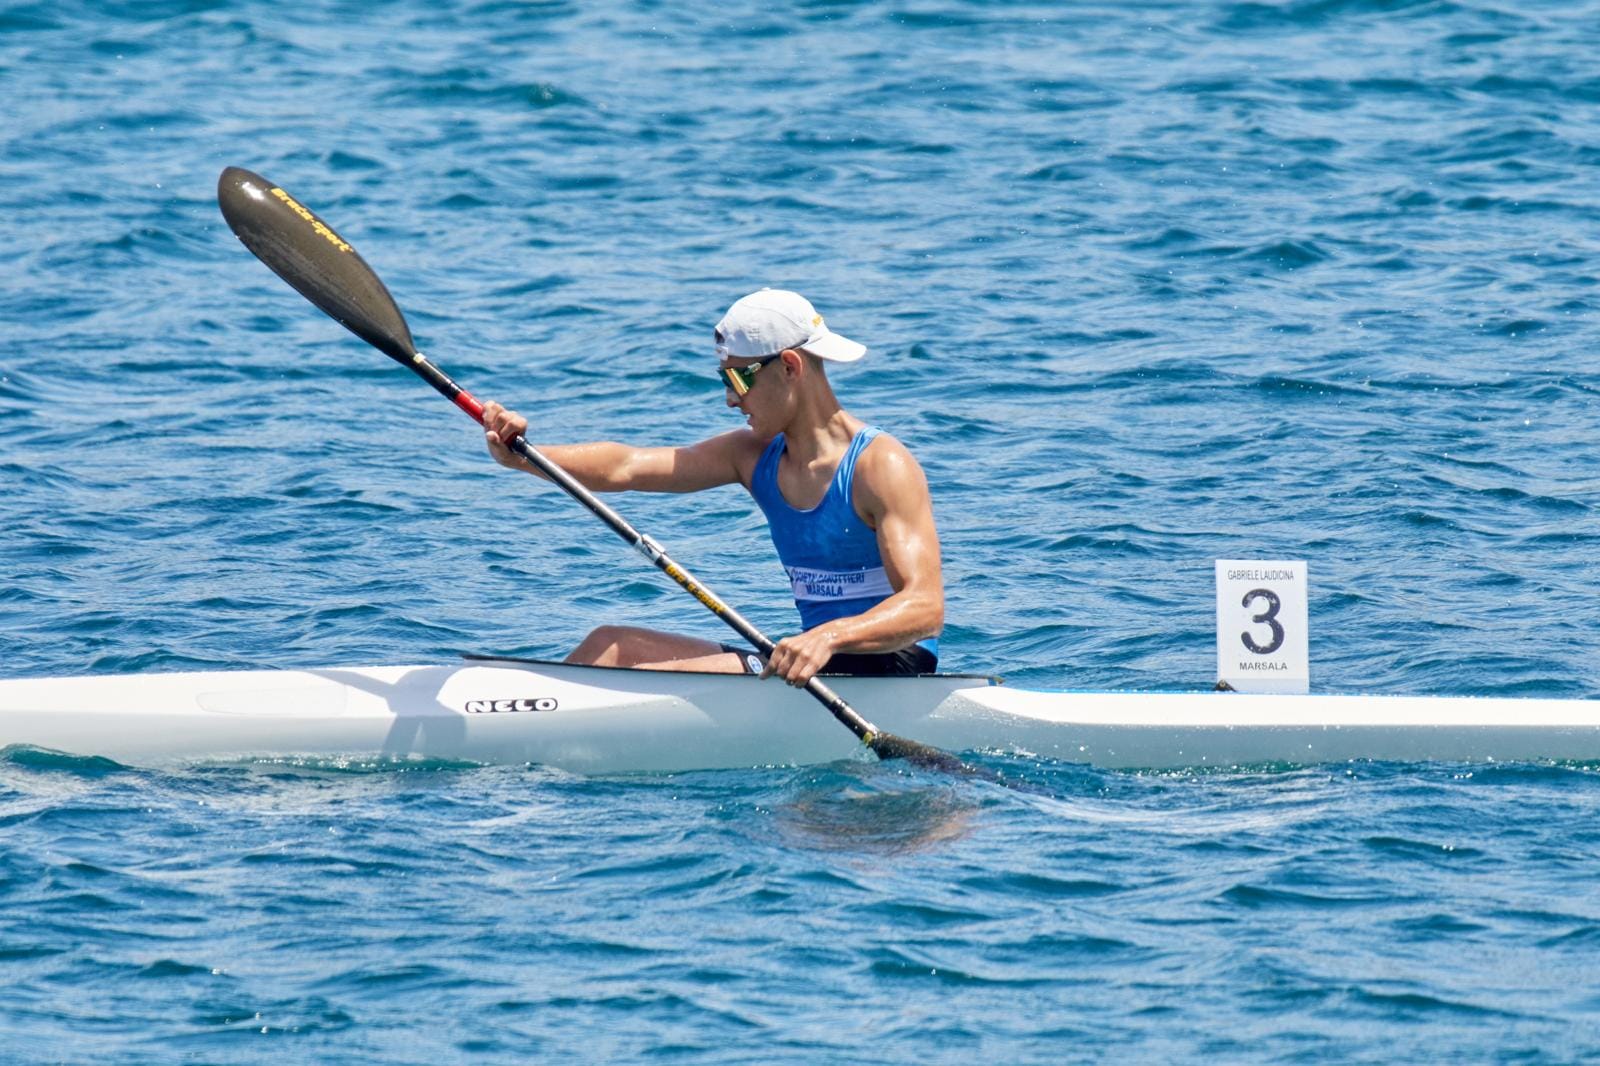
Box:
[1215,560,1309,693]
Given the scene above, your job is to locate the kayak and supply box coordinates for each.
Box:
[0,656,1596,772]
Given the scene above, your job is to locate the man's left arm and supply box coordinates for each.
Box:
[762,436,944,685]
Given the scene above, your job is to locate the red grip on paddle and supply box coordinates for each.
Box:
[453,391,485,422]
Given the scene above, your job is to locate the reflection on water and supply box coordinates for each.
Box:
[771,762,978,854]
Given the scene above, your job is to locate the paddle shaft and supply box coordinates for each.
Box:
[400,349,887,746]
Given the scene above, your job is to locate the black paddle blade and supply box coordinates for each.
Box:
[867,731,975,775]
[217,166,417,363]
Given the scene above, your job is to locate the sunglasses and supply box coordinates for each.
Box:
[718,354,780,397]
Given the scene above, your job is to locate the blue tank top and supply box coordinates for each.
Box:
[749,427,938,658]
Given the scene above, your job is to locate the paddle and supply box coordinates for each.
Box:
[216,165,968,774]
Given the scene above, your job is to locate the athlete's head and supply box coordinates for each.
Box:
[713,289,866,366]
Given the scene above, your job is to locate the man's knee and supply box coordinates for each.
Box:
[587,624,645,647]
[568,625,652,666]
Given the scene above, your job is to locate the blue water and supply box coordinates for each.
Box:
[3,0,1598,1060]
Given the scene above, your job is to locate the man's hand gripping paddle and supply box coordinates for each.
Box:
[216,166,971,775]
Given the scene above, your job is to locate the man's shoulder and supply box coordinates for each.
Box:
[856,430,930,503]
[692,428,767,456]
[859,429,923,471]
[690,428,769,487]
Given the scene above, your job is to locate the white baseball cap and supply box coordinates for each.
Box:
[713,289,867,363]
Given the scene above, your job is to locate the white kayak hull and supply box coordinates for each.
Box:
[951,687,1600,770]
[0,657,1595,773]
[0,658,995,774]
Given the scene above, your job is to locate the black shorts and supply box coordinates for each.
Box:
[720,642,938,677]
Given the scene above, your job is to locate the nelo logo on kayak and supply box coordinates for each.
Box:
[464,697,559,714]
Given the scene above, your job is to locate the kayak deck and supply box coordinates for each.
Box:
[0,657,1595,772]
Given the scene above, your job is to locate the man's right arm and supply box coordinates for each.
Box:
[483,400,753,494]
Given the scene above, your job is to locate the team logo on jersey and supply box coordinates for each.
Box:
[786,564,893,602]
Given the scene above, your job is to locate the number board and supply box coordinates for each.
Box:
[1215,560,1309,694]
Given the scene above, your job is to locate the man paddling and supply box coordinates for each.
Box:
[482,289,943,687]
